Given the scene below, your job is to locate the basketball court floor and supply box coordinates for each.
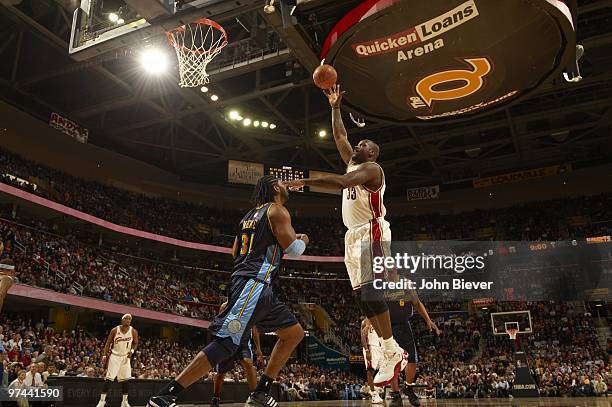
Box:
[134,399,610,407]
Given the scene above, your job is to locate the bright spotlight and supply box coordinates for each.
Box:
[236,114,244,121]
[109,13,119,22]
[253,121,260,127]
[140,48,168,74]
[269,123,277,129]
[318,130,327,137]
[200,86,209,93]
[117,18,125,24]
[210,94,219,102]
[243,118,252,126]
[261,121,269,128]
[229,111,240,120]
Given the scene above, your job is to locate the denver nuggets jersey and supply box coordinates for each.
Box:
[232,203,283,284]
[342,162,386,228]
[388,300,414,326]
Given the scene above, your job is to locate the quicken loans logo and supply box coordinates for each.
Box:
[416,0,479,41]
[351,0,479,58]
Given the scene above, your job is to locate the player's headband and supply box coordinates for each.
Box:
[122,314,132,320]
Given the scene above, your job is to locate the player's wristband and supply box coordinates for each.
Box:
[285,239,306,258]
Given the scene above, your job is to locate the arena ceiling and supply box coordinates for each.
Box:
[0,0,611,196]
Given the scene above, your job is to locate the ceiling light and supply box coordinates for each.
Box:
[269,123,277,129]
[109,13,119,22]
[228,111,240,120]
[318,130,327,138]
[117,18,125,24]
[140,48,168,74]
[210,94,219,101]
[200,86,209,93]
[261,121,269,128]
[253,121,260,127]
[243,118,252,126]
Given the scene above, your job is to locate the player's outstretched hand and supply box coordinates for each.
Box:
[324,84,346,109]
[296,234,309,245]
[427,320,441,336]
[284,180,305,191]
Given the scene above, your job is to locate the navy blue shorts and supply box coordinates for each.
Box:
[392,323,418,363]
[203,276,298,367]
[216,341,253,374]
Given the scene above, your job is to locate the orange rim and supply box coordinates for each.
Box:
[166,18,228,56]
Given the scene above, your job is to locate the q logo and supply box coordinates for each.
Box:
[415,58,492,107]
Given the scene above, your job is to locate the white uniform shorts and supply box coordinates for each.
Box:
[106,353,131,381]
[345,218,391,289]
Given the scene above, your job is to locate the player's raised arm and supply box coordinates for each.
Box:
[267,203,308,257]
[325,85,352,165]
[287,162,380,190]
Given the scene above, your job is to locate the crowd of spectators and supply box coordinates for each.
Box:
[3,148,612,256]
[412,302,610,399]
[0,314,364,405]
[0,218,225,320]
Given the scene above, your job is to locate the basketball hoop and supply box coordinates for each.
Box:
[166,18,228,88]
[507,328,518,340]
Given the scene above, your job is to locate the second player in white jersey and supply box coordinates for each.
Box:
[97,314,139,407]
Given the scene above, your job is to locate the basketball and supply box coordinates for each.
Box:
[313,64,337,90]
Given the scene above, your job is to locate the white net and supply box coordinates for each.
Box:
[166,19,228,88]
[507,328,518,340]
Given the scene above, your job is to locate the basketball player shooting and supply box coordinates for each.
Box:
[148,176,307,407]
[210,301,263,407]
[97,314,139,407]
[285,84,407,386]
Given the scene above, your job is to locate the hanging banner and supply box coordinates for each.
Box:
[407,185,439,201]
[228,160,264,185]
[49,112,88,143]
[307,335,349,371]
[473,164,572,188]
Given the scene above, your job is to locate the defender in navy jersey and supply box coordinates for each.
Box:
[148,176,308,407]
[388,299,441,407]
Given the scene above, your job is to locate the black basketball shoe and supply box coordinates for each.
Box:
[245,391,278,407]
[147,395,177,407]
[402,385,421,406]
[389,391,404,407]
[211,396,220,407]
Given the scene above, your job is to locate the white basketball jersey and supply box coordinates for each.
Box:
[111,326,133,356]
[342,162,386,228]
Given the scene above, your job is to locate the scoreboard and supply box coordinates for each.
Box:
[267,165,305,192]
[228,161,339,194]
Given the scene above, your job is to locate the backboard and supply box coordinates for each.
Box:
[68,0,257,61]
[491,310,532,336]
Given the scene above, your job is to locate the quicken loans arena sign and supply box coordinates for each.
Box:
[321,0,576,124]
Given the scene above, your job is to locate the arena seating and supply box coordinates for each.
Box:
[3,149,612,256]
